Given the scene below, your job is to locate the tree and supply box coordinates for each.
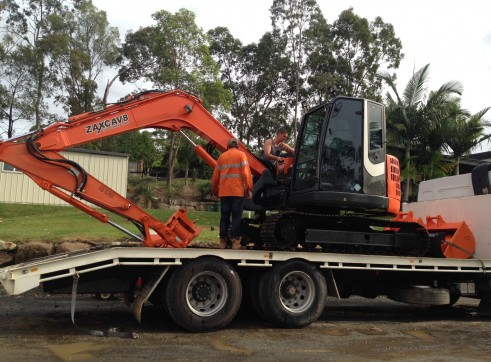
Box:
[176,131,200,185]
[303,10,337,107]
[48,0,120,115]
[270,0,322,138]
[444,105,491,175]
[328,8,403,101]
[381,64,463,201]
[0,46,36,138]
[1,0,77,129]
[120,9,231,187]
[208,27,290,148]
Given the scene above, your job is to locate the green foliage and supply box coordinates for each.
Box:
[270,0,322,138]
[381,64,465,199]
[131,181,158,209]
[331,8,402,100]
[208,28,290,145]
[306,7,403,104]
[119,8,231,187]
[198,180,213,201]
[120,8,230,109]
[443,105,491,174]
[94,130,159,172]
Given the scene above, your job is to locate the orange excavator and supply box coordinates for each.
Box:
[0,90,474,257]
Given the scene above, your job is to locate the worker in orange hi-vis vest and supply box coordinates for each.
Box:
[212,138,253,250]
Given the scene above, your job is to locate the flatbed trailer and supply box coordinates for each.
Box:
[2,245,491,332]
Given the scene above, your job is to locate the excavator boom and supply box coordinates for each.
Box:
[0,90,265,247]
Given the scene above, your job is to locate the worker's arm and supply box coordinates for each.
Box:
[282,143,295,155]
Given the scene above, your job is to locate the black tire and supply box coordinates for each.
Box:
[165,257,242,332]
[258,260,327,328]
[449,283,462,306]
[247,270,269,320]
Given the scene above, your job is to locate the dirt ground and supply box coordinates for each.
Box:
[1,287,490,362]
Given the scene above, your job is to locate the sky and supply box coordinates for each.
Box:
[91,0,491,116]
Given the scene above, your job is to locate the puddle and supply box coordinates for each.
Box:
[47,342,112,361]
[403,330,435,340]
[208,337,253,356]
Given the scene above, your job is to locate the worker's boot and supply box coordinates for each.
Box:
[219,238,228,249]
[231,237,242,250]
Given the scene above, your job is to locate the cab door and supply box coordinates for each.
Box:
[291,105,326,193]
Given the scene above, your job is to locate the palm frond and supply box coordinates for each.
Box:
[403,63,430,107]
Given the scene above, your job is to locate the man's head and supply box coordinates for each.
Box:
[228,138,239,149]
[275,127,289,142]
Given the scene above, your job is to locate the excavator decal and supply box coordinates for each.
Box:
[85,114,129,134]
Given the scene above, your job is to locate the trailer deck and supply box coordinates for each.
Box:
[2,245,490,296]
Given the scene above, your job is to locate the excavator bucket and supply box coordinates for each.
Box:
[424,215,475,259]
[391,212,475,259]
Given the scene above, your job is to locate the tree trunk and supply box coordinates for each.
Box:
[184,165,189,186]
[293,63,300,139]
[454,157,460,175]
[166,133,181,188]
[34,57,44,129]
[103,69,129,106]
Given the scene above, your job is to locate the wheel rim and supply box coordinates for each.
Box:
[278,271,315,313]
[185,271,228,317]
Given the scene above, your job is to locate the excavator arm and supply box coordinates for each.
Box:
[0,90,266,247]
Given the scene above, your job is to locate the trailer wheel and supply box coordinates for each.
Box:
[165,257,242,332]
[259,260,327,328]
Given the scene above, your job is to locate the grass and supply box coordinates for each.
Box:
[0,203,221,246]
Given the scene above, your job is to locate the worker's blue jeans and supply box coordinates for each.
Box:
[219,196,245,239]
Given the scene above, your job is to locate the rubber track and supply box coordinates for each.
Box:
[253,212,430,257]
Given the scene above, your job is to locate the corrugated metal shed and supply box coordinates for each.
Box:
[0,148,129,205]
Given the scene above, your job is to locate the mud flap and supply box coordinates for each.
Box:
[133,267,170,323]
[324,269,340,298]
[71,274,138,338]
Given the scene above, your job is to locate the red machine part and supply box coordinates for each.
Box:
[386,155,402,215]
[392,212,476,259]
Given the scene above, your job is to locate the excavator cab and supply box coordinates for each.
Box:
[288,96,398,214]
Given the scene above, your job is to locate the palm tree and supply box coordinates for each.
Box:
[444,106,491,175]
[414,99,464,180]
[380,64,463,201]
